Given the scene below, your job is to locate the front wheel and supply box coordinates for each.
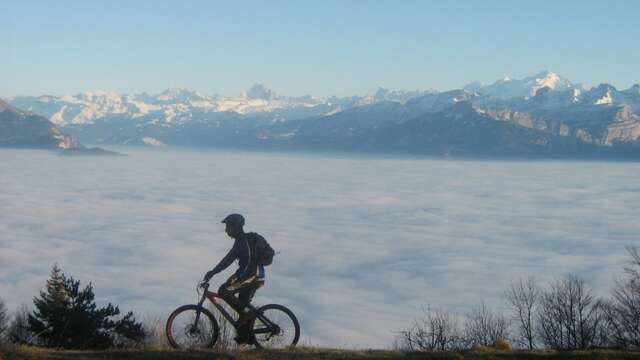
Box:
[166,305,219,349]
[251,304,300,349]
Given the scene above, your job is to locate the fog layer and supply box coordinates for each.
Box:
[0,149,638,347]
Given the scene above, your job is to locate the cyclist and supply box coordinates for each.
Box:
[203,213,267,344]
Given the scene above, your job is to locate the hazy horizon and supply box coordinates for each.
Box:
[4,69,638,101]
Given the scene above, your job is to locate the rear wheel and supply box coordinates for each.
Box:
[166,305,219,349]
[251,304,300,349]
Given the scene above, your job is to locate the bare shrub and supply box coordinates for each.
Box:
[0,298,8,341]
[536,274,604,350]
[464,301,509,348]
[7,304,34,345]
[601,246,640,348]
[208,302,237,350]
[624,246,640,286]
[494,338,512,351]
[140,314,169,349]
[399,306,463,351]
[0,299,9,341]
[505,277,539,349]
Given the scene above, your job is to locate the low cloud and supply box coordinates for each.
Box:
[0,149,637,348]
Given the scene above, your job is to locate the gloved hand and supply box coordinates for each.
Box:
[204,270,215,282]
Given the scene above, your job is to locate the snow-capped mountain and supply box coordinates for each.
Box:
[508,82,640,112]
[10,84,431,127]
[467,70,577,99]
[579,83,637,108]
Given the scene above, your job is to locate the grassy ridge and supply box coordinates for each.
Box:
[2,347,640,360]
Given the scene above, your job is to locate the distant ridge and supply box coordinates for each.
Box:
[7,71,640,158]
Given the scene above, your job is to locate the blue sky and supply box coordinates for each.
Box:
[2,0,640,98]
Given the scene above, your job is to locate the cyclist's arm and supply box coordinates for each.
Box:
[209,246,238,276]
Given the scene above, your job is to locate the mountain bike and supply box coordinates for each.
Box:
[166,280,300,349]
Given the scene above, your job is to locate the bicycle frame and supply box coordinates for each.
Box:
[193,282,279,336]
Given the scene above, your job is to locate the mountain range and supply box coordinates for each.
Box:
[10,84,433,127]
[4,71,640,158]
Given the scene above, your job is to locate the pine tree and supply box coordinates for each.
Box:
[28,264,67,346]
[27,264,145,349]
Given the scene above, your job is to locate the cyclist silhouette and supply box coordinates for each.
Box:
[203,213,266,344]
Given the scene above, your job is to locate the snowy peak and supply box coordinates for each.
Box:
[582,83,620,106]
[531,70,567,89]
[156,88,209,103]
[374,87,433,103]
[72,90,122,103]
[474,70,576,99]
[594,91,614,105]
[245,83,275,100]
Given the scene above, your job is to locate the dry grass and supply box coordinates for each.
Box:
[2,345,640,360]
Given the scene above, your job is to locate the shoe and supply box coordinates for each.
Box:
[235,325,253,345]
[234,334,248,345]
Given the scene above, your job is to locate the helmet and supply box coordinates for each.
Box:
[221,213,245,227]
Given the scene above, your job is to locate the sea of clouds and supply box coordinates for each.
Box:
[0,148,639,348]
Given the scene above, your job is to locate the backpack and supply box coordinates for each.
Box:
[248,232,275,266]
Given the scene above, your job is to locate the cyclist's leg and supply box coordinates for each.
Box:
[218,276,245,314]
[218,276,262,315]
[232,279,262,312]
[234,279,263,344]
[238,281,262,308]
[218,277,261,344]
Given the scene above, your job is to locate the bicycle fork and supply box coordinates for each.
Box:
[193,292,208,328]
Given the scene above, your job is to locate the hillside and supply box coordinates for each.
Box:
[0,99,122,155]
[0,99,78,149]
